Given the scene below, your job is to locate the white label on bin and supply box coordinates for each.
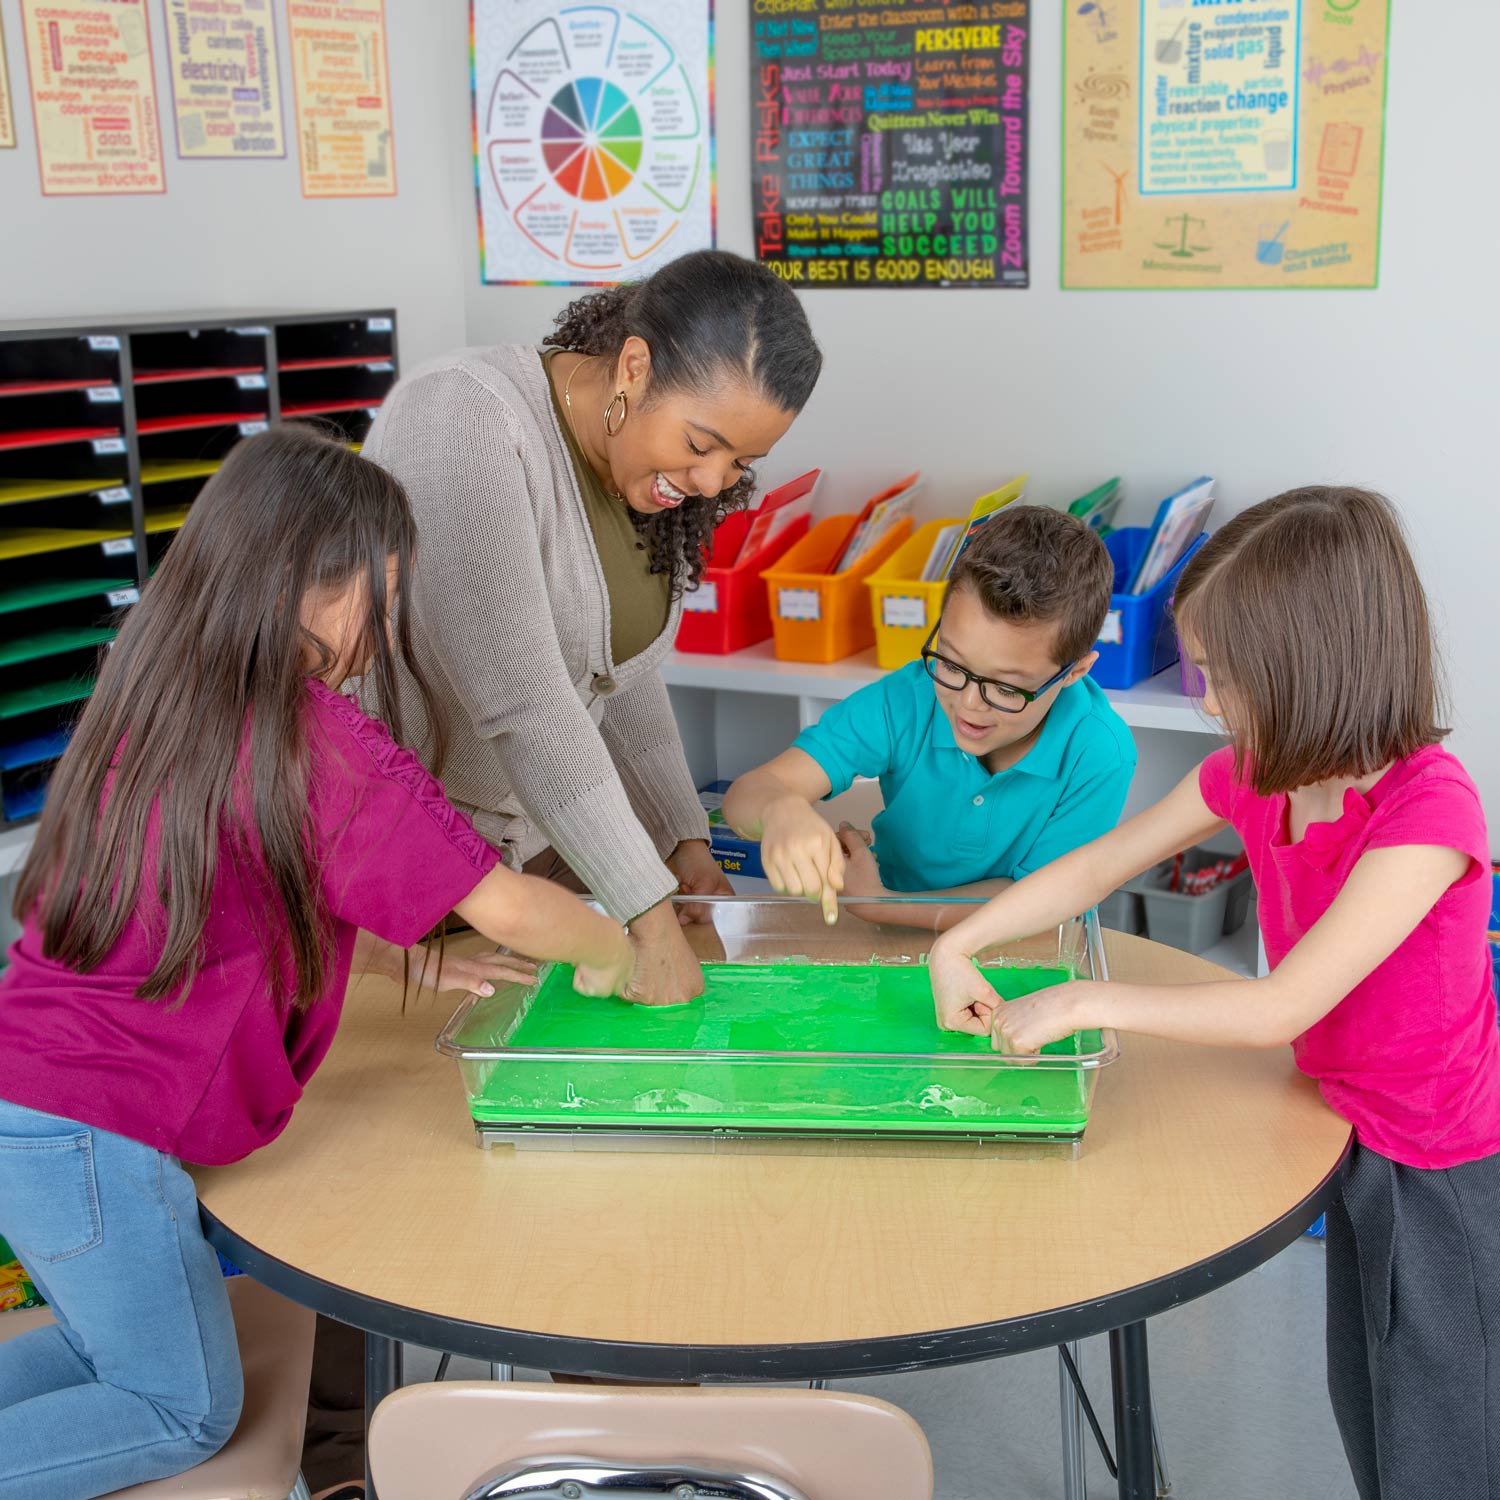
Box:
[86,386,122,403]
[777,588,821,622]
[96,487,132,506]
[366,407,381,419]
[85,335,120,351]
[366,360,395,373]
[238,421,268,436]
[366,317,394,332]
[236,374,268,391]
[682,582,718,614]
[229,326,269,337]
[1097,609,1123,646]
[881,595,927,630]
[107,587,140,607]
[91,437,126,455]
[101,538,136,557]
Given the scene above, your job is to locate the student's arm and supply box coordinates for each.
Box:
[984,843,1468,1055]
[454,865,635,999]
[929,766,1227,1031]
[724,748,842,924]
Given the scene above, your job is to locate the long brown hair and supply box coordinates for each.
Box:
[15,426,446,1010]
[1174,485,1447,795]
[543,249,822,590]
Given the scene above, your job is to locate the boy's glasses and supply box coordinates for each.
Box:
[920,624,1076,714]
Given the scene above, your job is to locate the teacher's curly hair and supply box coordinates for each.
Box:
[545,249,822,591]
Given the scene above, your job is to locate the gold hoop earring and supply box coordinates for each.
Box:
[603,390,629,436]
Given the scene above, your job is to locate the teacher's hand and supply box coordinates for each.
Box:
[622,899,707,1006]
[667,839,733,926]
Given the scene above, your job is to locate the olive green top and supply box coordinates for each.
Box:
[542,351,670,665]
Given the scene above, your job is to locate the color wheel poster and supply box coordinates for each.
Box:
[1063,0,1389,289]
[753,0,1031,290]
[471,0,715,285]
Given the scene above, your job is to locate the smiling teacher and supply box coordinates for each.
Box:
[361,250,823,1004]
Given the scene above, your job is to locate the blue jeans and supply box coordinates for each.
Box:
[0,1098,243,1499]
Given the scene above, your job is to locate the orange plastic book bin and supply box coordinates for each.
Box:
[676,508,813,654]
[866,517,963,670]
[763,513,913,664]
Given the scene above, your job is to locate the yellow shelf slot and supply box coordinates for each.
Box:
[0,477,126,507]
[0,526,132,561]
[142,506,193,536]
[139,460,222,486]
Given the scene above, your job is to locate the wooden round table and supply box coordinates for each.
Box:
[193,926,1351,1500]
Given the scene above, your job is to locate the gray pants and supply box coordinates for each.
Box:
[1326,1140,1500,1499]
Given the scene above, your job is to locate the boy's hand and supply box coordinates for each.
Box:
[835,825,883,899]
[929,937,1000,1035]
[991,981,1095,1055]
[761,795,846,925]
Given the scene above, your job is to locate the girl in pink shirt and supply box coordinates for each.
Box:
[0,429,635,1499]
[931,487,1500,1499]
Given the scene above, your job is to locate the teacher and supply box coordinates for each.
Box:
[362,250,822,1003]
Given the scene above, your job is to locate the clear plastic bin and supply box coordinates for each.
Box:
[438,898,1119,1153]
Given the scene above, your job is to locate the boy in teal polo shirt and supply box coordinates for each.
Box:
[723,504,1135,929]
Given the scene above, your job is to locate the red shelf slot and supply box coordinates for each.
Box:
[0,379,115,398]
[0,425,121,452]
[282,400,384,418]
[278,356,394,373]
[133,366,266,386]
[137,412,267,436]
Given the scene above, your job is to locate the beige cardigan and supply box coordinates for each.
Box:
[361,344,710,921]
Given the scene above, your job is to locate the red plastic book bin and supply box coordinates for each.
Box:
[677,508,813,654]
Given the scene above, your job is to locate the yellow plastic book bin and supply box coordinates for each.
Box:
[764,513,913,664]
[866,517,963,670]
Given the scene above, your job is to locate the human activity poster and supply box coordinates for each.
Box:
[1063,0,1388,289]
[162,0,285,159]
[471,0,715,286]
[0,12,15,149]
[20,0,166,194]
[287,0,395,197]
[752,0,1030,290]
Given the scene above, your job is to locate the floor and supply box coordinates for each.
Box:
[402,1236,1358,1500]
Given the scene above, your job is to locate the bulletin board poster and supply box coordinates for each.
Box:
[162,0,285,159]
[753,0,1031,291]
[287,0,395,197]
[1062,0,1389,289]
[20,0,166,194]
[471,0,715,286]
[0,13,15,149]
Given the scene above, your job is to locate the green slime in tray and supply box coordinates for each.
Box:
[470,962,1102,1136]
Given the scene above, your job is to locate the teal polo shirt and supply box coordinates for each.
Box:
[793,661,1136,893]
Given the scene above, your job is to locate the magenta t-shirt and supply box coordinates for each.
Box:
[1200,744,1500,1170]
[0,681,498,1166]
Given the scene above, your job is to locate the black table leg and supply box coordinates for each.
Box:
[1110,1321,1155,1500]
[364,1331,402,1500]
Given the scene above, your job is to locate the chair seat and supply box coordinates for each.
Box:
[0,1274,315,1500]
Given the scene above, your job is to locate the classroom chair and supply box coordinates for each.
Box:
[368,1380,935,1500]
[0,1274,317,1500]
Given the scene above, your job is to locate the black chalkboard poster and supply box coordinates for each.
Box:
[752,0,1029,289]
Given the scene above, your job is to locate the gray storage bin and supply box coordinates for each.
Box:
[1137,849,1254,956]
[1096,887,1144,935]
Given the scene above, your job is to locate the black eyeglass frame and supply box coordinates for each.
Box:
[919,623,1078,714]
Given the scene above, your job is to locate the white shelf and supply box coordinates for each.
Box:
[663,643,1222,735]
[0,824,36,879]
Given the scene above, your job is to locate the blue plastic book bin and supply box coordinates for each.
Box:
[1090,528,1209,690]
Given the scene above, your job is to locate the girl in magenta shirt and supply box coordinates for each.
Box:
[931,486,1500,1499]
[0,429,635,1499]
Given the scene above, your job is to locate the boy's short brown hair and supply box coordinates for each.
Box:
[947,504,1115,666]
[1174,486,1447,796]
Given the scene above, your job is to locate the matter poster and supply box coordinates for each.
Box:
[162,0,285,159]
[20,0,166,194]
[287,0,395,197]
[752,0,1030,291]
[472,0,714,285]
[0,12,15,150]
[1063,0,1387,288]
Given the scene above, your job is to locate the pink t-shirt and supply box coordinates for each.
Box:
[0,680,498,1166]
[1200,744,1500,1169]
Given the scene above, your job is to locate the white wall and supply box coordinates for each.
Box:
[466,5,1500,818]
[5,3,1497,815]
[0,0,473,368]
